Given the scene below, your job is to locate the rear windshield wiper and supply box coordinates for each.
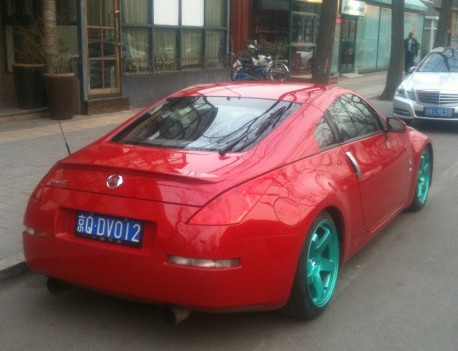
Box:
[218,107,287,156]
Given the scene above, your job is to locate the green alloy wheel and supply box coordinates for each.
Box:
[409,147,432,211]
[286,212,340,319]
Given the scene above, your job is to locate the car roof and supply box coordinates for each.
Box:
[168,81,334,104]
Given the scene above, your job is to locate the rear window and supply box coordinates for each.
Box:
[112,96,301,154]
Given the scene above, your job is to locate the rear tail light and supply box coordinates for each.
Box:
[168,256,240,268]
[188,177,273,225]
[24,226,47,238]
[30,184,45,201]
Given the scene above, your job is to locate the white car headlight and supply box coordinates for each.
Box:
[395,86,407,98]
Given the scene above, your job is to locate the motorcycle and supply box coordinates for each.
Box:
[230,44,289,82]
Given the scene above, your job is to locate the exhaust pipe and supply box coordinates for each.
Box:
[46,277,71,294]
[161,305,191,324]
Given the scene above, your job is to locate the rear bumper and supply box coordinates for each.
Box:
[23,227,301,312]
[23,177,305,312]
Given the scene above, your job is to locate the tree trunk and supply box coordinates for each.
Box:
[311,0,338,84]
[42,0,59,74]
[380,0,404,101]
[434,0,453,48]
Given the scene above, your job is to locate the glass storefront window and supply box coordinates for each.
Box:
[422,19,434,56]
[122,28,150,72]
[123,28,149,59]
[182,30,203,67]
[122,0,149,25]
[404,11,424,64]
[87,1,101,26]
[453,12,458,47]
[377,7,391,69]
[153,28,178,66]
[356,5,379,71]
[207,0,227,27]
[182,0,204,26]
[206,30,225,67]
[340,16,357,72]
[353,5,424,73]
[154,0,179,25]
[120,0,227,74]
[292,13,316,43]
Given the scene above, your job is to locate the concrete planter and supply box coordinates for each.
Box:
[13,64,46,109]
[44,73,75,120]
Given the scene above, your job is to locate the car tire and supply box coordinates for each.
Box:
[284,211,340,319]
[408,147,432,211]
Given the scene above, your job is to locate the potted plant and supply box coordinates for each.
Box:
[11,0,76,118]
[42,0,75,120]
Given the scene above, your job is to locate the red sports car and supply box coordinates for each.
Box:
[23,82,432,323]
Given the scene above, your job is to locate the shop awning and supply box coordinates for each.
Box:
[368,0,427,13]
[405,0,428,12]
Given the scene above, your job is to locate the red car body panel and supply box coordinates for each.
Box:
[22,82,431,312]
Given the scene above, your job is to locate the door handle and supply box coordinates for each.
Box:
[345,151,362,181]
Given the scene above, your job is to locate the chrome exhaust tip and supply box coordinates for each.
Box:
[46,277,71,294]
[161,305,191,324]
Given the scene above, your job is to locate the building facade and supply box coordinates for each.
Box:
[241,0,427,75]
[421,0,439,57]
[0,0,230,113]
[451,1,458,46]
[0,0,432,115]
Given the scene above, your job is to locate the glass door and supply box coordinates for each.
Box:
[340,16,357,73]
[290,12,317,74]
[86,0,121,96]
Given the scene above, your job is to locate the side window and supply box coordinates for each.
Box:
[314,114,338,149]
[327,94,383,141]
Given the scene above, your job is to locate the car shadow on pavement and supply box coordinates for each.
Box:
[411,120,458,134]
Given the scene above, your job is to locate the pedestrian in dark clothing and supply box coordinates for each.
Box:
[404,32,419,73]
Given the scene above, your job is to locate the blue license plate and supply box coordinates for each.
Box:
[76,212,143,247]
[424,107,454,117]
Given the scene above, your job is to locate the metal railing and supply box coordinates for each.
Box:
[121,56,229,78]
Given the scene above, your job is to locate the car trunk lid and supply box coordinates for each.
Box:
[43,143,244,206]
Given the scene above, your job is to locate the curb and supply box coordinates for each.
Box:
[0,253,29,283]
[0,108,49,124]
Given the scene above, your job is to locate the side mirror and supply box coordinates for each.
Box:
[407,66,416,74]
[386,117,406,133]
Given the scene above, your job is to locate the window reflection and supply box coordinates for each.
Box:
[327,94,382,141]
[113,97,301,153]
[314,115,338,149]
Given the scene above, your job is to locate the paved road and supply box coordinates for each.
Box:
[1,116,458,349]
[0,72,391,276]
[1,72,458,349]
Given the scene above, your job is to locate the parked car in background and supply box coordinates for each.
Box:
[394,47,458,124]
[23,82,432,323]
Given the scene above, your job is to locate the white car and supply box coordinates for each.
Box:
[394,47,458,124]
